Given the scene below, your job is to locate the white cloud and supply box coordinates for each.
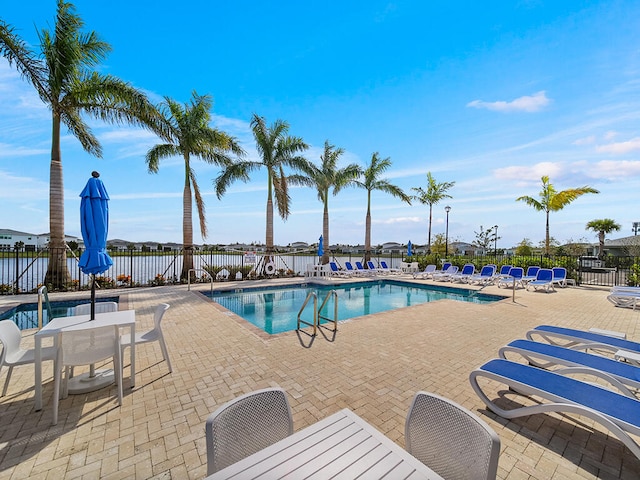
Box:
[493,161,563,182]
[466,91,551,113]
[596,137,640,154]
[572,136,595,146]
[604,130,618,140]
[591,160,640,180]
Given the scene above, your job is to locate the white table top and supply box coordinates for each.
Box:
[206,408,443,479]
[36,309,135,336]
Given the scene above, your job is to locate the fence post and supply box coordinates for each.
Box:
[14,244,19,295]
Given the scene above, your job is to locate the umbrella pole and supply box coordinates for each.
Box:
[90,274,96,378]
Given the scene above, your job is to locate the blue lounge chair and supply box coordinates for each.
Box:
[470,358,640,460]
[468,265,496,285]
[526,268,554,292]
[344,261,359,275]
[413,264,437,279]
[354,261,372,276]
[496,267,524,289]
[432,265,458,282]
[379,261,401,275]
[499,338,640,391]
[551,267,568,288]
[366,260,384,275]
[329,261,354,277]
[449,263,475,283]
[492,265,512,283]
[521,266,540,284]
[526,325,640,356]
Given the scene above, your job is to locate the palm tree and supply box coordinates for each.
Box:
[215,114,308,271]
[516,175,599,255]
[0,1,160,288]
[145,92,244,281]
[411,172,455,253]
[586,219,621,259]
[289,140,361,264]
[354,153,412,262]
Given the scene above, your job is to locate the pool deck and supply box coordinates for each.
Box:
[0,276,639,479]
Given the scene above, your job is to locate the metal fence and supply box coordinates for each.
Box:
[1,246,638,295]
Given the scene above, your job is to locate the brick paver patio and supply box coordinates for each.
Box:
[1,278,639,479]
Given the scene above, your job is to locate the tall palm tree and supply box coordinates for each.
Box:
[586,218,621,259]
[411,172,455,253]
[354,153,411,262]
[0,1,160,289]
[289,140,361,264]
[215,114,308,271]
[516,175,599,255]
[146,92,244,281]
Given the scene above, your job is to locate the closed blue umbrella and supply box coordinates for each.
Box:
[78,171,113,319]
[407,240,413,257]
[317,235,324,262]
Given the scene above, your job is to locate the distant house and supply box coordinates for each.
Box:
[603,235,640,256]
[288,241,309,252]
[0,229,80,251]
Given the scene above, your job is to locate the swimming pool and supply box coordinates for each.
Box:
[0,297,120,330]
[207,280,504,334]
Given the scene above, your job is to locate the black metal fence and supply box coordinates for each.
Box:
[1,246,638,295]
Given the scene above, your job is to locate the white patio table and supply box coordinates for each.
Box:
[34,310,135,411]
[206,408,444,479]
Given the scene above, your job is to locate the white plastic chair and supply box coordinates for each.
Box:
[205,387,293,474]
[120,304,172,373]
[405,391,501,480]
[74,301,118,316]
[0,320,57,396]
[53,324,123,425]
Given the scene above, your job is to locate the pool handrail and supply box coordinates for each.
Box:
[188,269,213,295]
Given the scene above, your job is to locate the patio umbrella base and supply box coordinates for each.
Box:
[66,369,114,394]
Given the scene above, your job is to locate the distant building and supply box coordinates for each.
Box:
[603,235,640,256]
[0,229,80,251]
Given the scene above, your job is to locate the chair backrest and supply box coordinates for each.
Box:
[536,268,553,281]
[479,265,496,277]
[366,261,377,270]
[380,261,389,269]
[446,265,459,274]
[441,262,452,271]
[526,266,540,276]
[205,387,293,474]
[60,324,119,367]
[345,262,354,271]
[498,265,512,275]
[405,391,500,480]
[552,267,567,279]
[460,264,475,275]
[74,302,118,316]
[0,320,22,359]
[153,303,170,330]
[423,264,436,273]
[329,262,339,272]
[355,261,365,270]
[508,267,524,279]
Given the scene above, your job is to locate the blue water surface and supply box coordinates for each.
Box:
[207,280,504,334]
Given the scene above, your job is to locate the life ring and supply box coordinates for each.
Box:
[265,262,276,275]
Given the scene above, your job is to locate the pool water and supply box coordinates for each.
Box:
[208,280,504,334]
[0,297,120,330]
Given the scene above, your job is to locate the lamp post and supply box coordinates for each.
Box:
[445,205,451,257]
[494,225,498,256]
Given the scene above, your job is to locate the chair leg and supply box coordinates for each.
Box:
[114,350,123,405]
[158,336,172,373]
[1,365,13,397]
[52,356,61,426]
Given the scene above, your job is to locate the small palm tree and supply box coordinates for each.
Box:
[411,172,455,253]
[289,140,361,264]
[354,153,412,262]
[586,219,621,259]
[215,114,308,270]
[0,1,160,288]
[516,175,599,255]
[146,92,244,281]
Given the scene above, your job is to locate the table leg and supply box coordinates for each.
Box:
[35,335,42,411]
[130,327,135,387]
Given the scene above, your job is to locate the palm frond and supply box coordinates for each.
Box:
[145,144,181,173]
[190,168,207,239]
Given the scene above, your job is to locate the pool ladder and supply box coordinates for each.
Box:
[296,290,338,337]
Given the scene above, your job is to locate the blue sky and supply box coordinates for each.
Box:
[2,1,640,249]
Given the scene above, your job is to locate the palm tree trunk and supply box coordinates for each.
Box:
[322,198,329,264]
[181,160,194,280]
[598,232,605,259]
[265,174,274,273]
[44,113,70,289]
[364,191,372,263]
[427,204,433,253]
[545,210,550,255]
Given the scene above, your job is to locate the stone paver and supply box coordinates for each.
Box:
[1,278,639,479]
